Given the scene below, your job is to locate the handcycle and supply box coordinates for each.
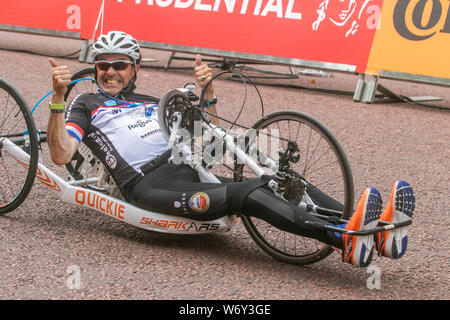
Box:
[0,71,412,266]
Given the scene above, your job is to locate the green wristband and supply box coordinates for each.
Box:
[49,103,65,110]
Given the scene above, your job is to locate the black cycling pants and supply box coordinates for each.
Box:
[128,163,343,249]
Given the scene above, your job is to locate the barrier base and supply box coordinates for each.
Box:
[164,52,300,80]
[353,74,443,104]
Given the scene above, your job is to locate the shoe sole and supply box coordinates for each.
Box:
[378,180,415,259]
[344,188,382,267]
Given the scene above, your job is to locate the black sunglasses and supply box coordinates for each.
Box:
[95,60,134,71]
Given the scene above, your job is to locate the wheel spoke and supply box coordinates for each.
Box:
[237,111,353,265]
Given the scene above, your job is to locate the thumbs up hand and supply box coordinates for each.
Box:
[194,54,213,91]
[49,58,72,102]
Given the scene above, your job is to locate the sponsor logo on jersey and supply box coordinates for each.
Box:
[106,154,117,169]
[104,100,117,107]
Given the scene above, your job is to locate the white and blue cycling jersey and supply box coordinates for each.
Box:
[65,92,167,194]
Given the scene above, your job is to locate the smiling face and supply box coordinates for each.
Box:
[95,54,139,96]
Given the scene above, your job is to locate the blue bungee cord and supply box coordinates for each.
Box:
[23,78,154,140]
[32,77,148,115]
[32,78,93,115]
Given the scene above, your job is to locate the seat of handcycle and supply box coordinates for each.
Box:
[67,142,125,200]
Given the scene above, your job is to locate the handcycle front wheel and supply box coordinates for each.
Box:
[236,110,354,265]
[0,78,39,215]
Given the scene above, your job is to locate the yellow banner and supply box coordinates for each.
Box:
[367,0,450,79]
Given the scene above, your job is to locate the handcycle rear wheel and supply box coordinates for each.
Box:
[236,110,354,265]
[64,67,96,103]
[63,68,101,185]
[0,78,39,214]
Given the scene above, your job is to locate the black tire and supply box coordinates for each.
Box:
[236,110,354,265]
[64,67,96,102]
[0,78,38,214]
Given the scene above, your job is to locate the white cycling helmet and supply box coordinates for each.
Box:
[91,31,141,63]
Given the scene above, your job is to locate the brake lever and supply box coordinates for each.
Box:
[187,92,199,102]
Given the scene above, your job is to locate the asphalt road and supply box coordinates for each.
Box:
[0,31,448,300]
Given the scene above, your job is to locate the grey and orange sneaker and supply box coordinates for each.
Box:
[341,187,383,267]
[376,180,415,259]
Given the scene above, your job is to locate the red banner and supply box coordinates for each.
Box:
[0,0,383,73]
[0,0,100,37]
[99,0,383,72]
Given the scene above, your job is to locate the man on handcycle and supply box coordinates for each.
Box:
[47,31,415,267]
